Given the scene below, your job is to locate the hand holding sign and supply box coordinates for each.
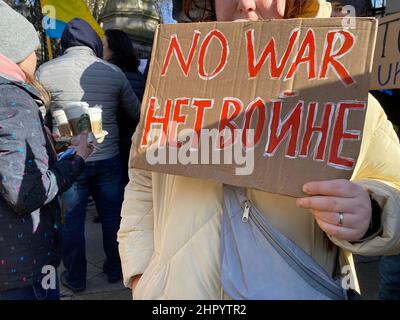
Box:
[297,179,372,241]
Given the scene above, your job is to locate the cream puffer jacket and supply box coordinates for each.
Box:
[118,1,400,299]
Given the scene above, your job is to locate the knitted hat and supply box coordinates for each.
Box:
[0,1,40,63]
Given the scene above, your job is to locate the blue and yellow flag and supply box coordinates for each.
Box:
[40,0,104,39]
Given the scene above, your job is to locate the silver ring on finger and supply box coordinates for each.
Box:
[338,212,344,226]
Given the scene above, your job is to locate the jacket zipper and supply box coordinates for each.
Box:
[242,201,251,222]
[241,200,345,300]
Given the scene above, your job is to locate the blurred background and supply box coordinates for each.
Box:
[2,0,393,65]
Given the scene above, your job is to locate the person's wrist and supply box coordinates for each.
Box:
[131,274,142,291]
[75,148,91,160]
[75,152,87,160]
[73,153,85,163]
[360,196,382,240]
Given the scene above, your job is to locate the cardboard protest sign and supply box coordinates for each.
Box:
[371,12,400,90]
[133,18,377,197]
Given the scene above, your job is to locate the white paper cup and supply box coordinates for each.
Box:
[87,107,103,136]
[53,109,68,124]
[64,102,90,119]
[64,102,92,136]
[52,109,72,137]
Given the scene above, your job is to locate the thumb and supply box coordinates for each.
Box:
[79,131,89,144]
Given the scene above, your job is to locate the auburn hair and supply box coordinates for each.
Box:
[182,0,319,21]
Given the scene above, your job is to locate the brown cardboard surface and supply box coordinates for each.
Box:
[133,18,377,197]
[371,12,400,90]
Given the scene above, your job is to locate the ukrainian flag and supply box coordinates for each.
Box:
[40,0,104,39]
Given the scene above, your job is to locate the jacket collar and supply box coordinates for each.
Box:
[0,54,27,82]
[63,46,97,57]
[0,75,42,101]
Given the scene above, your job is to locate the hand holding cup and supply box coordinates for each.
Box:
[74,131,97,160]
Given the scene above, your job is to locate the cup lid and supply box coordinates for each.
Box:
[65,102,90,108]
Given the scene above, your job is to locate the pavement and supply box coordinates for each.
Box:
[59,204,381,300]
[59,204,131,300]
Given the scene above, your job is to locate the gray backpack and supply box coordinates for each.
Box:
[220,184,348,300]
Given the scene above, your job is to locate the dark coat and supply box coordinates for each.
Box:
[117,70,145,188]
[0,76,85,292]
[118,69,145,136]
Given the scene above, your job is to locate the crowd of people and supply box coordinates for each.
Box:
[0,0,399,300]
[0,0,145,299]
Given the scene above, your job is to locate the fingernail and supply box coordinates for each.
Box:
[303,184,310,193]
[296,199,303,208]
